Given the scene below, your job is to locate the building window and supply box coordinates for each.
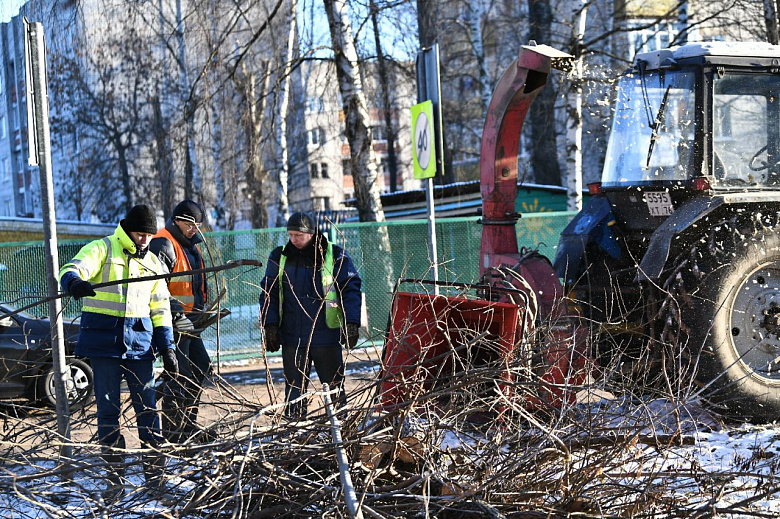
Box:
[342,160,351,176]
[313,197,331,210]
[321,163,329,179]
[628,20,677,60]
[308,128,325,147]
[310,163,319,178]
[0,116,5,139]
[371,125,386,142]
[0,158,8,182]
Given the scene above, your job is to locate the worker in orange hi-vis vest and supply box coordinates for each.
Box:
[150,200,212,443]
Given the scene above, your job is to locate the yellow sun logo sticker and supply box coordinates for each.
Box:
[517,199,555,246]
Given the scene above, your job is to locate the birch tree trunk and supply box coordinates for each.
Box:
[465,0,493,111]
[274,0,297,227]
[323,0,395,304]
[322,0,385,222]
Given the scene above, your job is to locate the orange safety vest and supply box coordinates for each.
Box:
[154,227,205,312]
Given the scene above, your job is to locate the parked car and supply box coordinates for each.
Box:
[0,304,93,410]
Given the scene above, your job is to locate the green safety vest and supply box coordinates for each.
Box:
[278,241,344,329]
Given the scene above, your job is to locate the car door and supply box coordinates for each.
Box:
[0,314,38,398]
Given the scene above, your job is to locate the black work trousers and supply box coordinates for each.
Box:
[161,333,212,441]
[282,342,346,419]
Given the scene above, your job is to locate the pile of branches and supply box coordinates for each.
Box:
[0,316,778,518]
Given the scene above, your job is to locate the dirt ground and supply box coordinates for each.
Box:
[0,345,384,452]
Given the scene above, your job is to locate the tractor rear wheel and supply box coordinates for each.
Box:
[683,229,780,421]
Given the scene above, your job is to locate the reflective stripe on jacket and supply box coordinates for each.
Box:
[259,236,362,348]
[59,225,172,325]
[153,227,205,312]
[59,223,174,359]
[278,241,343,329]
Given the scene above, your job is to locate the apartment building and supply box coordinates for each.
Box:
[0,18,34,218]
[295,60,419,215]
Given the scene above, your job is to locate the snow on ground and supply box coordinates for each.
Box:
[3,370,780,516]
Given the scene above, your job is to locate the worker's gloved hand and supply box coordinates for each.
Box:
[69,279,96,300]
[346,323,360,350]
[161,348,179,376]
[173,313,195,332]
[264,325,280,353]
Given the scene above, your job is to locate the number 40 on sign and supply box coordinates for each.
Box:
[411,100,437,180]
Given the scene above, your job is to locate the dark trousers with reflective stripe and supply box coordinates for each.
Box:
[282,342,346,419]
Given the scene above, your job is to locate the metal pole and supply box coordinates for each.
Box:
[416,45,442,293]
[24,19,72,460]
[323,384,363,519]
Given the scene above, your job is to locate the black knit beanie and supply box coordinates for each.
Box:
[173,199,204,224]
[287,212,316,234]
[122,204,158,234]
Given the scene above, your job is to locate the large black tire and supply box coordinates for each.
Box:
[37,358,94,411]
[682,228,780,421]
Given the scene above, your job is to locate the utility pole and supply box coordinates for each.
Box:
[24,19,72,461]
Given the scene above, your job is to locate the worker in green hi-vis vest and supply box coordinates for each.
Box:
[259,212,363,419]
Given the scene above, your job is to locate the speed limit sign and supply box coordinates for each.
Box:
[411,100,437,179]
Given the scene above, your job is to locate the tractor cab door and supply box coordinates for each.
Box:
[711,71,780,188]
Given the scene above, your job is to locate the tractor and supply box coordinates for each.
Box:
[555,41,780,422]
[379,41,780,424]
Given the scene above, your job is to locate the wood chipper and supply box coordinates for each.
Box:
[377,44,591,417]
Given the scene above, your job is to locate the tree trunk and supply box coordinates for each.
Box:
[275,0,297,226]
[152,95,175,217]
[527,0,561,186]
[370,0,399,192]
[322,0,385,222]
[765,0,780,44]
[176,0,200,199]
[242,64,272,229]
[117,142,133,212]
[417,0,437,48]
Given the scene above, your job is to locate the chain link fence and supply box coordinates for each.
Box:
[0,213,575,360]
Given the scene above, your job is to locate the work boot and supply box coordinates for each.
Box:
[100,435,127,503]
[143,452,177,504]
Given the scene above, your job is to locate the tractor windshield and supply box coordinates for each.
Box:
[601,70,696,187]
[712,72,780,187]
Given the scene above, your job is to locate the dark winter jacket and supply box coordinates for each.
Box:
[259,233,362,348]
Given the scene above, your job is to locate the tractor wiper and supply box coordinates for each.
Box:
[646,85,671,167]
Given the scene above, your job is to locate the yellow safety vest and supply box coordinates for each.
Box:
[59,225,173,327]
[278,241,343,329]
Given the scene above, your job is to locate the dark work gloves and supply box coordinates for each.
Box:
[264,325,281,353]
[161,348,179,376]
[69,279,96,300]
[346,323,360,350]
[173,313,195,333]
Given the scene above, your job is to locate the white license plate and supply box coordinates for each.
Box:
[645,191,674,216]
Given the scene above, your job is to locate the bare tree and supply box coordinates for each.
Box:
[49,16,156,219]
[323,0,386,222]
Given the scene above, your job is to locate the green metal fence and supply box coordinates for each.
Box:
[0,213,576,359]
